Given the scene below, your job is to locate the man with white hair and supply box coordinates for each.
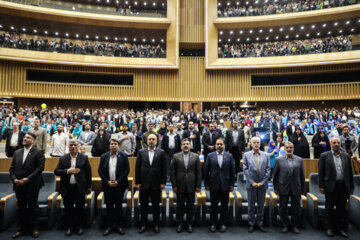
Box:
[243,137,270,233]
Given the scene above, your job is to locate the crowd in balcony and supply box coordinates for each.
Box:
[218,35,352,58]
[0,31,166,58]
[217,0,357,17]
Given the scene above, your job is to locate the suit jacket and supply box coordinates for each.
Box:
[79,131,96,145]
[98,151,130,191]
[170,151,201,193]
[161,133,181,155]
[28,127,47,151]
[54,153,92,196]
[318,151,354,194]
[182,129,201,153]
[202,131,220,156]
[204,151,235,191]
[271,121,285,138]
[286,125,296,140]
[135,148,167,190]
[5,130,25,153]
[273,155,305,195]
[243,150,270,189]
[225,128,246,153]
[9,147,45,192]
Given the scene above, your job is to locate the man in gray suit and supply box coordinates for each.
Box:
[28,118,47,153]
[273,141,305,234]
[170,138,201,233]
[243,137,270,233]
[79,124,95,146]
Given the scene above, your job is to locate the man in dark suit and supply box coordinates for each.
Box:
[204,138,235,233]
[202,123,220,161]
[131,124,142,157]
[161,123,181,179]
[9,132,45,238]
[170,138,201,233]
[273,141,305,234]
[286,119,296,141]
[98,138,130,236]
[135,133,167,234]
[182,121,201,155]
[271,114,285,141]
[318,137,354,238]
[54,139,92,236]
[225,120,246,174]
[5,122,25,157]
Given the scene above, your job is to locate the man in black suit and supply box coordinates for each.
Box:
[9,132,45,238]
[318,137,354,238]
[135,133,167,234]
[54,139,92,236]
[204,138,235,233]
[98,138,130,236]
[271,115,285,141]
[182,121,201,155]
[170,138,201,233]
[202,123,220,161]
[225,120,246,174]
[5,122,25,157]
[161,123,181,179]
[273,142,305,234]
[286,119,296,141]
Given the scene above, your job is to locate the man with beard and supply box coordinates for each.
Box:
[50,124,69,157]
[182,121,201,155]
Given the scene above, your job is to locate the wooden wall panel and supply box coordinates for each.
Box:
[180,0,204,43]
[1,58,360,102]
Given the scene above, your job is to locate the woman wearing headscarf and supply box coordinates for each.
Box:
[267,140,280,180]
[311,129,330,158]
[91,128,109,157]
[72,122,83,139]
[291,127,310,158]
[305,119,315,135]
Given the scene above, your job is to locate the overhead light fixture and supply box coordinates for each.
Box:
[55,32,59,36]
[230,30,233,35]
[275,36,279,40]
[334,22,338,26]
[133,38,137,42]
[22,28,26,31]
[143,38,146,42]
[65,33,69,37]
[115,37,118,41]
[227,38,231,42]
[249,30,253,34]
[76,34,79,38]
[311,25,315,29]
[279,28,283,32]
[161,39,164,43]
[328,31,331,35]
[219,39,222,42]
[296,34,299,38]
[237,38,240,42]
[259,29,263,33]
[96,36,99,39]
[322,23,327,27]
[246,38,250,41]
[285,35,289,39]
[153,2,156,6]
[290,27,294,31]
[301,26,304,30]
[10,26,14,30]
[351,28,355,32]
[86,35,89,38]
[152,38,155,42]
[239,30,243,34]
[269,29,273,32]
[317,32,320,36]
[266,37,269,40]
[339,30,343,33]
[105,36,108,40]
[44,30,48,34]
[219,31,223,35]
[346,20,350,25]
[306,33,310,37]
[124,37,127,41]
[256,37,259,41]
[33,29,37,33]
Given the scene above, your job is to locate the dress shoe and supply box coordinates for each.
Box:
[138,225,147,234]
[117,227,125,235]
[326,229,334,237]
[153,225,160,233]
[103,227,111,236]
[32,230,40,238]
[12,231,23,239]
[77,228,84,236]
[209,225,217,232]
[292,227,300,234]
[219,225,226,232]
[248,225,255,233]
[187,225,193,233]
[176,225,183,233]
[258,225,267,233]
[65,228,72,236]
[282,226,289,233]
[338,230,348,238]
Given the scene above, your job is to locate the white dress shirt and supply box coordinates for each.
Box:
[69,154,77,184]
[183,152,189,169]
[10,131,19,147]
[50,132,69,156]
[168,133,175,149]
[148,148,155,166]
[109,155,117,181]
[217,151,224,168]
[23,146,32,164]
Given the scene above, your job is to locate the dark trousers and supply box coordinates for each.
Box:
[325,181,348,231]
[16,189,40,231]
[140,188,161,226]
[62,185,85,229]
[210,190,229,226]
[104,187,126,228]
[166,149,175,178]
[176,189,195,226]
[279,190,301,228]
[230,146,241,174]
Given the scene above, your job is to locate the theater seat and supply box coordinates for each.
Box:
[133,190,167,226]
[38,172,58,228]
[269,192,307,228]
[56,191,95,227]
[97,190,132,228]
[235,172,270,226]
[349,175,360,228]
[201,190,234,225]
[168,191,202,226]
[306,173,326,228]
[0,172,16,230]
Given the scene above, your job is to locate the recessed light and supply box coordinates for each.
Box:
[125,1,128,4]
[239,30,243,34]
[306,33,310,37]
[246,38,250,41]
[65,33,69,37]
[10,26,14,30]
[22,28,26,31]
[290,27,294,31]
[33,29,37,33]
[249,30,253,34]
[230,30,234,35]
[153,2,156,6]
[317,32,320,36]
[279,28,283,32]
[144,2,147,6]
[0,25,2,28]
[246,1,249,5]
[256,37,259,41]
[259,29,263,33]
[237,38,240,42]
[227,2,230,6]
[269,29,273,32]
[322,23,327,27]
[124,37,127,41]
[143,38,146,42]
[55,32,59,35]
[339,30,343,33]
[133,38,137,42]
[219,31,223,35]
[95,36,99,39]
[44,31,48,34]
[134,2,138,5]
[115,37,118,41]
[152,38,155,42]
[351,28,355,32]
[218,2,221,6]
[296,34,299,38]
[86,35,89,38]
[346,20,350,24]
[275,36,278,40]
[334,22,338,26]
[285,35,289,39]
[227,38,231,42]
[219,39,222,42]
[72,6,75,10]
[236,2,240,5]
[105,36,108,40]
[311,25,315,29]
[161,39,164,43]
[266,37,269,40]
[76,34,79,38]
[301,26,304,30]
[328,31,331,35]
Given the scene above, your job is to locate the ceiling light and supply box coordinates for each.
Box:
[10,26,14,30]
[275,36,278,40]
[96,36,99,39]
[306,33,310,37]
[0,25,2,28]
[115,37,118,41]
[237,38,240,42]
[322,23,327,27]
[346,20,350,24]
[65,33,69,37]
[86,35,89,38]
[334,22,338,26]
[134,2,138,5]
[285,35,289,39]
[44,31,48,34]
[266,37,269,40]
[339,30,343,33]
[153,2,156,6]
[76,34,79,38]
[236,2,240,5]
[256,37,259,41]
[230,30,233,35]
[290,27,294,31]
[227,2,230,6]
[22,28,26,31]
[317,32,320,36]
[219,39,222,42]
[124,37,127,41]
[144,2,147,6]
[311,25,315,29]
[246,38,250,41]
[351,28,355,32]
[143,38,146,42]
[33,29,37,33]
[105,36,108,40]
[125,1,128,4]
[328,31,331,35]
[151,38,155,42]
[259,29,263,33]
[279,28,283,32]
[246,1,249,5]
[161,39,164,43]
[55,32,59,35]
[133,38,137,42]
[296,34,299,38]
[72,6,75,10]
[228,38,231,42]
[218,2,221,6]
[269,29,273,32]
[219,31,223,35]
[239,30,243,34]
[249,30,253,34]
[301,26,304,30]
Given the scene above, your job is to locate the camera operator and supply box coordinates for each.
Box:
[339,125,357,156]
